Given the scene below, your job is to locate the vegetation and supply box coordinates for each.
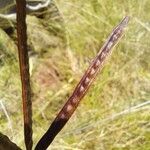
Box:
[0,0,150,149]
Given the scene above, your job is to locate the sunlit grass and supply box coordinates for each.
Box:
[0,0,150,149]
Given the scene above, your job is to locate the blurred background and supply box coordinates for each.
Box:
[0,0,150,149]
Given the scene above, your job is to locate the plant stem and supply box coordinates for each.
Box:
[15,0,32,150]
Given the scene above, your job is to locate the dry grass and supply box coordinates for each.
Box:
[0,0,150,149]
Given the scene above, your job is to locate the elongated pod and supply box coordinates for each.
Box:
[35,16,130,150]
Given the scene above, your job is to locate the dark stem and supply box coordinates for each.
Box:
[0,132,22,150]
[15,0,33,150]
[35,16,129,150]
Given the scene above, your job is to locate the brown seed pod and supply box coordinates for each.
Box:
[35,16,130,150]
